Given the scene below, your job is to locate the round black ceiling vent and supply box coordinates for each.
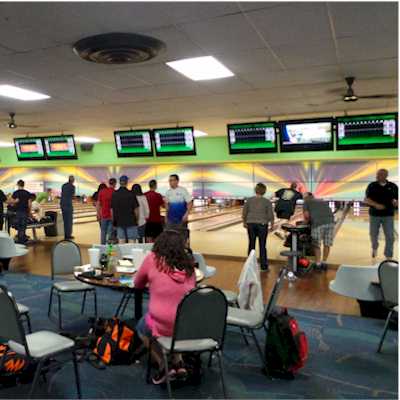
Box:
[73,33,166,64]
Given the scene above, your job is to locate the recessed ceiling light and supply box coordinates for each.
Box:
[74,136,101,143]
[0,141,14,148]
[194,130,208,137]
[166,56,234,81]
[0,85,50,101]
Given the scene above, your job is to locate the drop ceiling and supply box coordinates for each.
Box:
[0,1,397,140]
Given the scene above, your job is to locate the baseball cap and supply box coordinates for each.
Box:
[119,175,129,184]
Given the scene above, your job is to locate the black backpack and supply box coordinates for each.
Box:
[264,308,308,379]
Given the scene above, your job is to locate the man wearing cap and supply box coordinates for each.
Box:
[111,175,140,243]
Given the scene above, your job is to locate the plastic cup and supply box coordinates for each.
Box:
[88,248,100,268]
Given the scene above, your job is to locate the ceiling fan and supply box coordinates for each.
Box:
[340,76,396,102]
[0,112,39,129]
[307,76,397,107]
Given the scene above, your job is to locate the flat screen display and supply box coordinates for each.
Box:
[154,127,196,156]
[43,135,77,159]
[227,121,277,154]
[280,118,333,152]
[336,113,398,150]
[114,130,153,157]
[14,137,45,160]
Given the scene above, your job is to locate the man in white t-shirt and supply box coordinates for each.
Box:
[164,174,192,240]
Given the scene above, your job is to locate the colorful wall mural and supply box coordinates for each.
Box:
[0,159,397,200]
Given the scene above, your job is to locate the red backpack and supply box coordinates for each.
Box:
[264,308,308,379]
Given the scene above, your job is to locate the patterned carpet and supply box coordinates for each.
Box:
[0,272,397,399]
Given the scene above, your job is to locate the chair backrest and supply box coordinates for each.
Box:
[0,285,29,356]
[0,236,18,258]
[263,267,287,324]
[51,240,82,279]
[378,260,398,306]
[192,252,207,274]
[172,286,228,351]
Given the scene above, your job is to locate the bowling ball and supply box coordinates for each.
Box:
[298,258,310,268]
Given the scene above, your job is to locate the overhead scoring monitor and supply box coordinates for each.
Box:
[336,113,397,150]
[280,118,334,152]
[43,135,77,159]
[114,130,153,157]
[153,126,196,156]
[227,121,277,154]
[14,137,45,161]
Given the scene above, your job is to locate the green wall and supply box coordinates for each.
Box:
[0,136,397,167]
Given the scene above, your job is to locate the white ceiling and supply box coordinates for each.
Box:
[0,1,397,140]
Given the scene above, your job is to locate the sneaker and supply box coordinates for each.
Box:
[321,262,328,271]
[152,368,176,385]
[372,249,377,258]
[312,262,322,271]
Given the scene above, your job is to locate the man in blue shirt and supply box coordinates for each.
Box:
[60,175,75,240]
[164,174,192,241]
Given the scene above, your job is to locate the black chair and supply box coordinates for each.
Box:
[48,240,97,329]
[146,286,228,398]
[377,260,398,352]
[0,285,81,398]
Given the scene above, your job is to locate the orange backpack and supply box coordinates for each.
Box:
[92,318,142,365]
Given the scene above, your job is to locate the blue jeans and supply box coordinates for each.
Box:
[247,223,269,269]
[137,224,146,243]
[61,207,73,238]
[100,219,113,245]
[15,211,28,243]
[369,216,395,258]
[116,226,138,242]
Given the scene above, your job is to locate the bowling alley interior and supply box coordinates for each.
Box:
[0,1,398,399]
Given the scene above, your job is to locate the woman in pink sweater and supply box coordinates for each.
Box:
[134,230,195,384]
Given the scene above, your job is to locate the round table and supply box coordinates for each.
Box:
[74,266,204,320]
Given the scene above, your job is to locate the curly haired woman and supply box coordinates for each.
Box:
[134,230,196,384]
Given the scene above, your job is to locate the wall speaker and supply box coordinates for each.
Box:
[80,143,94,151]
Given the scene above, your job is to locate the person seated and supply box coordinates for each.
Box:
[134,230,196,384]
[30,194,43,222]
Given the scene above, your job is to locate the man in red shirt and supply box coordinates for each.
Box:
[97,177,117,244]
[144,179,164,242]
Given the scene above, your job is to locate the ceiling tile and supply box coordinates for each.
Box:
[329,2,397,38]
[341,58,397,79]
[272,39,337,68]
[337,34,398,63]
[179,14,266,53]
[245,3,332,47]
[165,2,241,24]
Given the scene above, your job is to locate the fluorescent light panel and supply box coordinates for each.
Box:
[0,141,14,148]
[75,136,101,143]
[166,56,234,81]
[194,130,208,137]
[0,85,50,101]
